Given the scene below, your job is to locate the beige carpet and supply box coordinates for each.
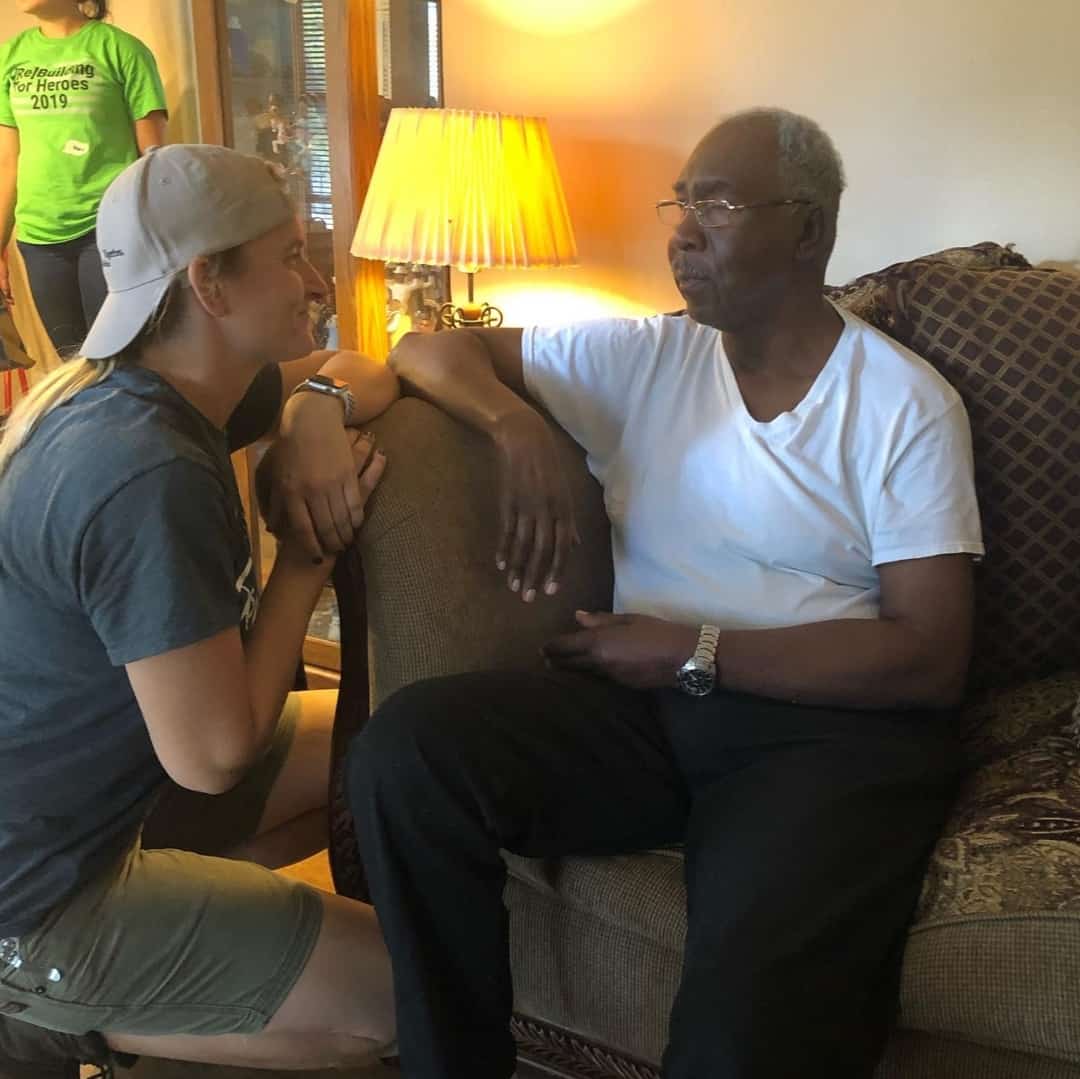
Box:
[91,853,399,1078]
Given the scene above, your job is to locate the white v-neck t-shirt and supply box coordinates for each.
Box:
[522,306,984,631]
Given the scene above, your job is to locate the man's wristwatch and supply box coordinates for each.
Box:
[675,624,721,697]
[290,374,355,424]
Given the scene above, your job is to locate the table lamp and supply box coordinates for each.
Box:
[351,107,578,328]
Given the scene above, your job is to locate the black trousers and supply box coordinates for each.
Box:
[17,231,107,358]
[346,670,960,1079]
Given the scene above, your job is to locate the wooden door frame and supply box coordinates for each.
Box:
[189,0,360,352]
[322,0,361,353]
[190,0,229,146]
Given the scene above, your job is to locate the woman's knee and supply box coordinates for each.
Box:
[316,1031,393,1068]
[266,891,395,1045]
[254,689,336,828]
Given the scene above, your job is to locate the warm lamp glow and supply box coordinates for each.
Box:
[471,0,647,35]
[485,284,654,326]
[351,108,578,274]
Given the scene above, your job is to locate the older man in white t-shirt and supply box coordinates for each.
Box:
[347,108,983,1079]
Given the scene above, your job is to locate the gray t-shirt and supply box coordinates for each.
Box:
[0,364,279,936]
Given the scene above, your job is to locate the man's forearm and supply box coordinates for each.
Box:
[714,617,967,710]
[390,330,534,437]
[552,611,964,709]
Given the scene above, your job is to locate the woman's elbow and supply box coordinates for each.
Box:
[353,363,399,423]
[157,741,260,795]
[163,762,246,796]
[375,364,401,410]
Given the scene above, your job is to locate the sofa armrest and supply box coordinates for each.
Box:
[896,672,1080,1057]
[329,397,613,899]
[339,396,614,708]
[917,670,1080,923]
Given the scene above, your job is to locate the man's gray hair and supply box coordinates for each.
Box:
[726,107,846,209]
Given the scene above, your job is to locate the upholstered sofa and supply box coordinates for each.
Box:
[329,243,1080,1078]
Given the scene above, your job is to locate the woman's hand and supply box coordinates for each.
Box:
[257,413,386,562]
[492,407,580,602]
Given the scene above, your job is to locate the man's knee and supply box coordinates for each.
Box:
[345,677,470,807]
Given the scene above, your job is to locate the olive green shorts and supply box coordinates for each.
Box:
[0,694,325,1037]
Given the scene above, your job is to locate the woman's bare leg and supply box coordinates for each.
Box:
[105,889,396,1069]
[228,688,336,869]
[107,692,397,1069]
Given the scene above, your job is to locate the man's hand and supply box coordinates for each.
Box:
[257,406,386,561]
[492,408,580,602]
[543,611,700,689]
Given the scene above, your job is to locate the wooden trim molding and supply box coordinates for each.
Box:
[189,0,228,146]
[322,0,359,352]
[325,0,391,360]
[303,663,341,689]
[511,1017,661,1079]
[303,634,341,672]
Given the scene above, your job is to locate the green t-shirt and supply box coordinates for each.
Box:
[0,20,167,245]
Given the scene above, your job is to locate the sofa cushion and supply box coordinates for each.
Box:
[892,266,1080,690]
[902,673,1080,1062]
[505,849,686,1064]
[876,1030,1080,1079]
[919,670,1080,920]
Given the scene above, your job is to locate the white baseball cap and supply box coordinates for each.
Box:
[82,144,295,360]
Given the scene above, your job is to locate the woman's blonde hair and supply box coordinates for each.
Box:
[0,249,238,477]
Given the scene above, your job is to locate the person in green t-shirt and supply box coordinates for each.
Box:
[0,1,167,357]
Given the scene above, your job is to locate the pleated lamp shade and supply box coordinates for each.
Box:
[351,108,578,273]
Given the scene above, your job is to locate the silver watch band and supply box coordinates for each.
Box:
[693,624,721,667]
[675,623,721,696]
[291,377,355,425]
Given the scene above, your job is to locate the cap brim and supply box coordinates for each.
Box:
[80,275,173,361]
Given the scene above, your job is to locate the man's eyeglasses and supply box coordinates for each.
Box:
[655,198,813,229]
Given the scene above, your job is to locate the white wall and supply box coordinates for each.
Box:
[443,0,1080,322]
[107,0,199,143]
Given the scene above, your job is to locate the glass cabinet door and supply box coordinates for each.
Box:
[219,0,342,337]
[374,0,450,346]
[206,0,443,676]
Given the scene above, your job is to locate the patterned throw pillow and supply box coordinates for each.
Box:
[887,264,1080,691]
[826,241,1031,332]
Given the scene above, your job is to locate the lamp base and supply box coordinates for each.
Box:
[439,300,504,329]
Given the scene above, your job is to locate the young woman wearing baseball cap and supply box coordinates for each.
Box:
[0,144,401,1071]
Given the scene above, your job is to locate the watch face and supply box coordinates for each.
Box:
[677,665,714,697]
[308,374,335,389]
